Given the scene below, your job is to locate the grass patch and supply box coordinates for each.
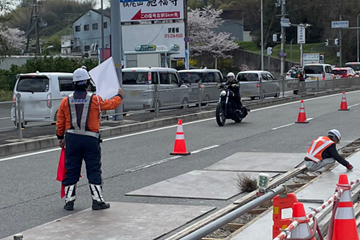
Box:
[0,90,13,102]
[237,41,339,65]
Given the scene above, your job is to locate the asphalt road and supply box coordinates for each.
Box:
[0,90,295,138]
[1,90,359,239]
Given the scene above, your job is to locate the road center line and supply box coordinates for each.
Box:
[125,145,219,173]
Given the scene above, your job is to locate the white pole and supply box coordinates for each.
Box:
[300,43,303,66]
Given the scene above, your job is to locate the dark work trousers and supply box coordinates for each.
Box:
[62,132,102,186]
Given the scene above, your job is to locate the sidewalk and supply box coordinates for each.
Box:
[231,151,360,240]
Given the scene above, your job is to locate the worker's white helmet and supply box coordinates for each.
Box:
[328,129,341,142]
[73,68,90,82]
[227,72,235,78]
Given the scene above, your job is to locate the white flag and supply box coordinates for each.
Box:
[89,57,120,100]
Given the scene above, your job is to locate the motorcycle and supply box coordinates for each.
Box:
[216,84,249,126]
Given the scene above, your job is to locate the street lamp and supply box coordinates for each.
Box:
[357,13,360,62]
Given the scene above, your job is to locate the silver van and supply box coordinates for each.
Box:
[10,72,91,126]
[236,70,280,100]
[121,67,189,111]
[178,69,223,105]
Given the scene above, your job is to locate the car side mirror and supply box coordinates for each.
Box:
[222,77,227,82]
[178,80,184,87]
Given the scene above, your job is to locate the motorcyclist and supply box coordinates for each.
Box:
[224,72,242,110]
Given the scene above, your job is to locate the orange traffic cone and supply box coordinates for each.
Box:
[170,119,190,156]
[331,174,358,240]
[296,100,309,123]
[339,91,349,111]
[291,202,316,239]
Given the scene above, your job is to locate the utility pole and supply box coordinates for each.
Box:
[280,0,286,78]
[101,0,105,62]
[35,0,40,55]
[111,0,123,120]
[339,14,342,66]
[260,0,264,70]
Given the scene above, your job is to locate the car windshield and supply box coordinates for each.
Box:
[346,64,360,71]
[179,72,204,83]
[237,73,259,81]
[332,70,347,74]
[122,72,149,84]
[16,76,49,92]
[304,66,323,74]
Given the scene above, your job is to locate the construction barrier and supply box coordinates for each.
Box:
[272,193,298,238]
[273,174,360,240]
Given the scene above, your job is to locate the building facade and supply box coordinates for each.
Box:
[72,10,111,54]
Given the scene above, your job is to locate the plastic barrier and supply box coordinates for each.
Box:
[273,173,360,240]
[272,193,298,238]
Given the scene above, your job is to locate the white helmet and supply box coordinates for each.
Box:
[73,68,90,82]
[227,72,235,78]
[328,129,341,142]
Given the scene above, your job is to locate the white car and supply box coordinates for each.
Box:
[236,70,281,100]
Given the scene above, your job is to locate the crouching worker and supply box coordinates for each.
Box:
[56,67,124,211]
[304,129,353,173]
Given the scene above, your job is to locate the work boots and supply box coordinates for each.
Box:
[89,184,110,210]
[64,184,76,211]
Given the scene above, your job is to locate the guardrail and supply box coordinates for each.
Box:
[3,77,360,137]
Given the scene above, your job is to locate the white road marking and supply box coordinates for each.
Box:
[272,118,313,130]
[348,103,360,108]
[0,117,10,120]
[0,148,59,162]
[125,145,219,172]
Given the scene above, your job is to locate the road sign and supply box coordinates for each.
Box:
[184,36,189,43]
[297,25,306,44]
[331,21,349,28]
[121,0,184,22]
[280,18,291,27]
[131,9,180,21]
[267,47,272,55]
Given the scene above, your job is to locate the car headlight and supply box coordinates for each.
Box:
[221,90,226,96]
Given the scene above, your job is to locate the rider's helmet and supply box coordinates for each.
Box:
[227,72,235,78]
[328,129,341,143]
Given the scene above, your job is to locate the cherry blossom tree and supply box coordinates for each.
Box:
[0,24,26,56]
[188,5,238,62]
[0,0,21,15]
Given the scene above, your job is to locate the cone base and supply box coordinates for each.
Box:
[338,109,350,111]
[296,121,309,124]
[170,152,191,156]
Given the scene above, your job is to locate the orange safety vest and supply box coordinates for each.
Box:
[305,136,335,163]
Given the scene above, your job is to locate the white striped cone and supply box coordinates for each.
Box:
[332,174,358,240]
[291,202,315,239]
[339,91,349,111]
[296,100,309,123]
[170,119,190,155]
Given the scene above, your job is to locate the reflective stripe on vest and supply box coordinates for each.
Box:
[67,92,98,138]
[305,136,334,163]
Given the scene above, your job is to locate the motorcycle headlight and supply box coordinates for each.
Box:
[221,90,226,96]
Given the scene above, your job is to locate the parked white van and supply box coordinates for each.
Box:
[303,63,334,90]
[121,67,189,111]
[11,71,95,126]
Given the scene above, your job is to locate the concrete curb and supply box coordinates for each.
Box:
[1,87,359,158]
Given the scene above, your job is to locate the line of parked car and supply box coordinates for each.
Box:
[11,62,360,126]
